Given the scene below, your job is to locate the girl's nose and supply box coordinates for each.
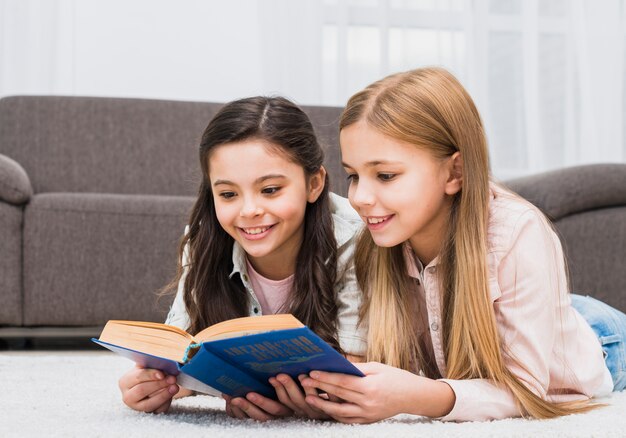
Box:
[350,181,375,207]
[239,198,263,217]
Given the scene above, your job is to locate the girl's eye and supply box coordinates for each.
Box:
[346,174,359,183]
[219,192,236,199]
[262,186,281,195]
[378,173,396,182]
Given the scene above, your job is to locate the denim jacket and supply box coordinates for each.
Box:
[165,193,367,355]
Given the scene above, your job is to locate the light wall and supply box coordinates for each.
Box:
[1,0,625,179]
[1,0,269,102]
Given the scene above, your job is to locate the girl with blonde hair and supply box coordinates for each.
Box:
[300,67,626,422]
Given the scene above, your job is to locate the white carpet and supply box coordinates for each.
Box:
[2,351,625,438]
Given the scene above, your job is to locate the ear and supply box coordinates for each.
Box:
[444,152,463,195]
[307,166,327,203]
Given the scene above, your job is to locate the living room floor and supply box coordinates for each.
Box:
[3,342,626,437]
[1,336,101,351]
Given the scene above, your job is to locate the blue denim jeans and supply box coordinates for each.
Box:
[571,294,626,391]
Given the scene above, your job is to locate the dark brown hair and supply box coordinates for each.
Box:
[174,96,341,351]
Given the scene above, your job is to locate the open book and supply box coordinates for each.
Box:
[93,314,363,398]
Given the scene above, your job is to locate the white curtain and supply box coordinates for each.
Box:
[0,0,268,102]
[320,0,626,178]
[1,0,625,178]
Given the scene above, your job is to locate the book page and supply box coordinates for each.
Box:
[109,320,195,341]
[195,314,303,342]
[99,320,195,362]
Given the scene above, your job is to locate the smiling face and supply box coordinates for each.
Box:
[341,121,460,264]
[209,139,324,279]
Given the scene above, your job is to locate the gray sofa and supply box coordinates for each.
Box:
[0,95,624,338]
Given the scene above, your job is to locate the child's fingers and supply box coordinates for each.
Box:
[122,378,174,405]
[270,377,301,415]
[231,397,275,422]
[301,375,319,397]
[292,375,331,419]
[327,393,344,403]
[153,397,174,414]
[223,393,242,418]
[273,374,329,419]
[119,367,171,392]
[298,374,331,417]
[223,394,241,418]
[276,374,308,408]
[245,392,293,417]
[122,380,178,411]
[224,398,235,417]
[230,405,248,419]
[228,398,252,420]
[304,394,362,421]
[301,375,361,403]
[132,386,177,413]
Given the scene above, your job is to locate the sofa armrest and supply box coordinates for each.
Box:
[0,153,33,205]
[504,163,626,220]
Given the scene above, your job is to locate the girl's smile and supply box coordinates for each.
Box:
[364,214,395,231]
[237,224,276,240]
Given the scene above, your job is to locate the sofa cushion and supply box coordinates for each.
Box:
[0,201,23,325]
[0,154,33,205]
[505,163,626,220]
[0,96,346,197]
[23,193,194,326]
[0,96,214,196]
[556,206,626,312]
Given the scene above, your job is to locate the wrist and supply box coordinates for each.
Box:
[404,376,456,418]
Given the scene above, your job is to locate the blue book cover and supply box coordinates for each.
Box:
[202,326,365,383]
[92,320,363,399]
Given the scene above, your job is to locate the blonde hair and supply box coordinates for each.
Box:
[343,67,595,418]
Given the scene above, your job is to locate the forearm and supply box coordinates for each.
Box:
[404,375,455,418]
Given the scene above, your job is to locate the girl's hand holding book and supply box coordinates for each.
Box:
[222,374,332,421]
[118,365,180,414]
[270,374,331,420]
[223,393,293,421]
[301,362,455,423]
[229,356,363,421]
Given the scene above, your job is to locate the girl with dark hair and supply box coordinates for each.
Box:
[118,96,365,420]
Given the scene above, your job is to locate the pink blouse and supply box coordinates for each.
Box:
[404,184,612,422]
